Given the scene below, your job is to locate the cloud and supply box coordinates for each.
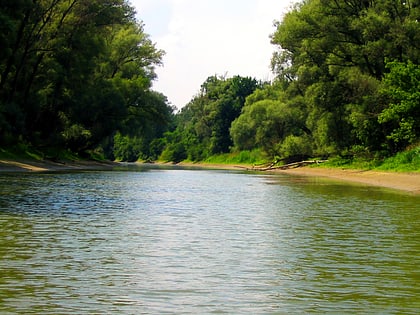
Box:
[131,0,295,108]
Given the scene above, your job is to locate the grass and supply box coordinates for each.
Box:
[375,147,420,172]
[0,144,98,162]
[319,146,420,172]
[0,144,43,161]
[203,150,267,166]
[201,145,420,173]
[3,142,418,173]
[321,156,381,170]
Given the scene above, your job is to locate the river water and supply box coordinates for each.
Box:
[0,166,419,314]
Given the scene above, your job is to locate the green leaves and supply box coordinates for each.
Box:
[378,61,420,149]
[0,0,170,156]
[161,75,260,162]
[268,0,420,158]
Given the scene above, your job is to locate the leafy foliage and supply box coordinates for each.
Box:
[378,61,420,151]
[266,0,419,160]
[161,0,419,164]
[0,0,173,160]
[2,0,419,166]
[161,75,260,162]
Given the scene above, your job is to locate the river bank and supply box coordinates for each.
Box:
[0,158,118,172]
[278,166,420,194]
[176,162,420,194]
[1,158,419,194]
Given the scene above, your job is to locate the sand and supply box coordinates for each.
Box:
[275,167,420,195]
[0,159,117,172]
[177,162,420,195]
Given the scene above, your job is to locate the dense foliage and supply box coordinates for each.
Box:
[2,0,419,164]
[0,0,174,160]
[160,75,261,162]
[267,0,420,158]
[161,0,419,163]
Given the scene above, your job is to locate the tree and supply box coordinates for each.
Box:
[231,83,311,158]
[378,60,420,152]
[270,0,420,156]
[161,75,260,162]
[112,91,175,161]
[0,0,169,158]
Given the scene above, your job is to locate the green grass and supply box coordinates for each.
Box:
[0,144,43,161]
[85,149,107,161]
[321,156,381,170]
[204,150,267,165]
[41,147,80,161]
[375,147,420,172]
[320,146,420,172]
[0,144,90,162]
[188,146,420,173]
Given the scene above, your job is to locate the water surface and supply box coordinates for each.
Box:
[0,167,419,314]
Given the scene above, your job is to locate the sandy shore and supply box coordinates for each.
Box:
[1,159,419,194]
[275,167,420,194]
[0,159,118,172]
[176,162,420,194]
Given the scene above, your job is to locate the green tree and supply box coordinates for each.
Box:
[0,0,169,158]
[231,83,311,158]
[161,75,260,162]
[270,0,420,156]
[378,60,420,151]
[112,91,175,161]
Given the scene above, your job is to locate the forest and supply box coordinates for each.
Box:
[0,0,174,160]
[1,0,419,166]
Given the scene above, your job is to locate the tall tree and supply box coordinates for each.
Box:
[270,0,420,156]
[0,0,168,156]
[161,75,260,162]
[378,60,420,152]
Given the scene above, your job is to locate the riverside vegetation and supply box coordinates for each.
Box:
[1,0,419,172]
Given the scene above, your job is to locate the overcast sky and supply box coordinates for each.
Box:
[129,0,296,109]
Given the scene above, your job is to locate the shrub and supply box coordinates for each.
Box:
[279,135,313,158]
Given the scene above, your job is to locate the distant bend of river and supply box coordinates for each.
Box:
[0,165,419,314]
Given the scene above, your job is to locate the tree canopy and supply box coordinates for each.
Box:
[0,0,173,159]
[2,0,419,163]
[160,75,261,162]
[160,0,419,163]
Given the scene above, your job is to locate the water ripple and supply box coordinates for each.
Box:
[0,169,419,314]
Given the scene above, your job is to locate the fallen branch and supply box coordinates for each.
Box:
[251,160,328,171]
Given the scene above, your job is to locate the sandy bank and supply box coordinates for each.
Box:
[1,159,418,194]
[177,162,420,194]
[0,159,118,172]
[275,167,420,194]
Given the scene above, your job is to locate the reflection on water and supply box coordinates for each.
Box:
[0,168,419,314]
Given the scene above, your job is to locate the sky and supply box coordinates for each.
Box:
[129,0,296,109]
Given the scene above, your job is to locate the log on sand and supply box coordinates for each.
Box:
[250,160,328,171]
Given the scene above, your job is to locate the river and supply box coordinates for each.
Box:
[0,166,419,314]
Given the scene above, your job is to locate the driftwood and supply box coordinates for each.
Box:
[250,160,328,171]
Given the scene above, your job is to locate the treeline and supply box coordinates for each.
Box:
[160,0,420,163]
[160,75,262,162]
[0,0,174,160]
[2,0,419,164]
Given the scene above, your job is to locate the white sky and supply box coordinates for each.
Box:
[129,0,296,109]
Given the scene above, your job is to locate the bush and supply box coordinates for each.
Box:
[159,143,187,163]
[279,135,313,158]
[376,145,420,172]
[113,132,142,162]
[204,149,266,165]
